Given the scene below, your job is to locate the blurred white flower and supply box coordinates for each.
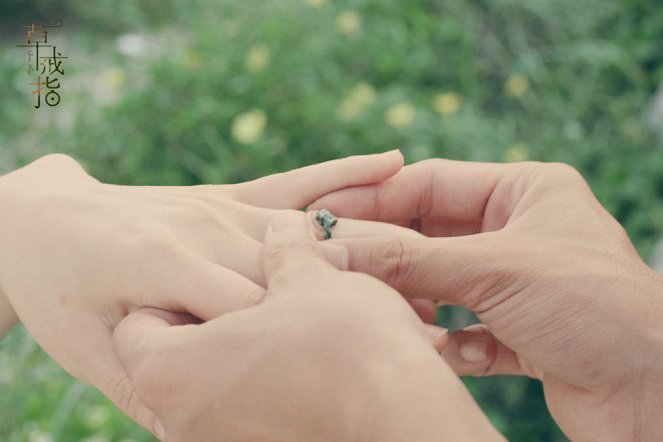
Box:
[246,43,270,72]
[336,10,361,35]
[385,102,416,128]
[232,109,267,144]
[116,33,150,57]
[85,405,111,428]
[337,82,376,120]
[432,92,463,116]
[28,427,53,442]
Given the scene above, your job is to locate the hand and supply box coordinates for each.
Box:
[311,159,663,441]
[0,151,413,436]
[113,221,502,442]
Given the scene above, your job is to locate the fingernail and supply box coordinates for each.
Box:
[423,324,448,341]
[459,340,487,363]
[320,243,349,270]
[386,148,401,154]
[154,419,166,440]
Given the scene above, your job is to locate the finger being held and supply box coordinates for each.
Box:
[441,324,543,379]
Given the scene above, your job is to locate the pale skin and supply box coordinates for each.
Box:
[6,153,661,440]
[311,159,663,441]
[113,222,504,442]
[0,151,447,438]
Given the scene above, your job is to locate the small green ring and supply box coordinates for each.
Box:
[314,209,337,240]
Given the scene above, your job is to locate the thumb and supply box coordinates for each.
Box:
[113,309,193,440]
[82,340,163,440]
[329,231,525,311]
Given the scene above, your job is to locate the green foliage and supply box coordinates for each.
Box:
[1,0,662,440]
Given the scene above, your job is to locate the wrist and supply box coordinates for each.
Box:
[357,337,503,441]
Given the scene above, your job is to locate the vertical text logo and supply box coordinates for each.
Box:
[16,18,67,109]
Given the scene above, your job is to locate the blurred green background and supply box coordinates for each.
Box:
[1,0,662,440]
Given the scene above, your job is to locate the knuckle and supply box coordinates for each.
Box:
[111,374,150,420]
[514,160,545,173]
[543,162,585,185]
[35,154,91,178]
[193,183,236,199]
[245,286,267,306]
[37,153,78,167]
[123,227,174,258]
[512,160,550,181]
[263,243,296,278]
[184,197,227,226]
[24,154,91,183]
[369,238,414,287]
[265,271,297,292]
[266,235,319,262]
[521,161,590,198]
[417,158,446,171]
[191,190,224,206]
[263,240,292,264]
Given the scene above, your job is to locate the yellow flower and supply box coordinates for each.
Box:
[385,102,416,129]
[503,143,529,162]
[101,67,125,89]
[183,51,203,70]
[505,74,529,98]
[232,109,267,144]
[246,43,270,72]
[433,92,463,116]
[305,0,328,7]
[336,10,361,35]
[337,82,376,120]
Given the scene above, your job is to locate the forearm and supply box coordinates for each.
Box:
[0,286,18,338]
[364,344,504,442]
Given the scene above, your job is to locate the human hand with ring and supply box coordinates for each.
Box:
[0,150,441,437]
[312,159,663,441]
[113,220,502,442]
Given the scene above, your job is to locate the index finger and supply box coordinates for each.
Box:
[309,159,528,232]
[232,150,404,209]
